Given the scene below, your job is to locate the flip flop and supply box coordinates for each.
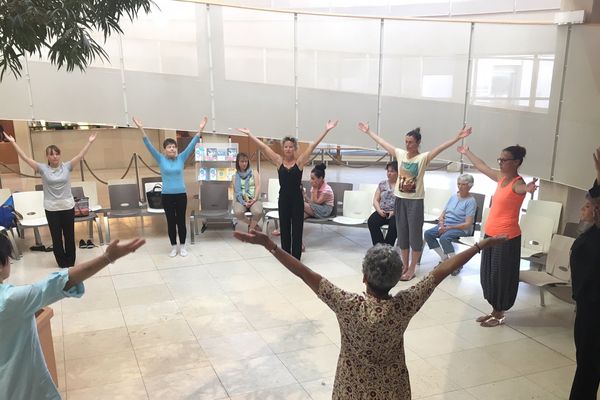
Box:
[480,316,505,327]
[476,314,493,323]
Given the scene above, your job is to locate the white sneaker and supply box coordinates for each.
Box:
[179,245,188,257]
[169,246,178,258]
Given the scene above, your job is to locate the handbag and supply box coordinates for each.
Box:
[146,184,163,209]
[74,196,90,217]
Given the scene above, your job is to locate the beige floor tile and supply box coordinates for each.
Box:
[257,322,335,353]
[109,252,156,274]
[67,377,149,400]
[310,318,341,346]
[229,383,311,400]
[425,348,520,388]
[60,290,121,314]
[187,310,255,339]
[237,300,309,330]
[115,283,174,307]
[121,299,183,326]
[484,338,575,374]
[227,286,290,307]
[62,307,125,335]
[63,327,133,360]
[420,389,478,399]
[144,367,228,400]
[203,259,257,279]
[150,251,201,270]
[525,365,577,400]
[533,330,576,360]
[127,319,196,349]
[419,297,483,324]
[177,292,238,318]
[278,344,339,382]
[111,270,165,290]
[407,358,462,398]
[135,340,210,377]
[212,355,297,395]
[199,331,274,361]
[300,376,335,400]
[405,326,477,358]
[441,319,527,348]
[213,272,273,293]
[65,350,142,391]
[466,376,561,399]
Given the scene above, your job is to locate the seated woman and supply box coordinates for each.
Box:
[232,152,263,232]
[424,173,477,274]
[0,235,145,400]
[234,229,505,399]
[367,161,398,246]
[303,163,334,219]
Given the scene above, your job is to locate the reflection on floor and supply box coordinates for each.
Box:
[4,166,583,399]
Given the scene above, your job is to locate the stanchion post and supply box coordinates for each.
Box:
[80,159,85,181]
[134,153,141,203]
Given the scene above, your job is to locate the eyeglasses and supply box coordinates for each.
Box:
[497,158,516,163]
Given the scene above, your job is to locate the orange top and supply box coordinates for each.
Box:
[486,176,526,239]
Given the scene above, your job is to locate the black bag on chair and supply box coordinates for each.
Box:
[146,184,163,209]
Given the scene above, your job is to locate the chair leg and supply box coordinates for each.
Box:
[95,218,104,246]
[34,227,43,246]
[87,220,94,240]
[105,215,111,243]
[189,215,195,245]
[539,287,546,307]
[7,229,21,259]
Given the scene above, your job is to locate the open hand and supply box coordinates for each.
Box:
[525,178,538,194]
[132,117,143,129]
[199,116,208,133]
[3,132,15,142]
[88,133,97,143]
[104,238,146,261]
[237,128,251,136]
[457,126,472,139]
[326,120,339,131]
[457,145,469,154]
[594,147,600,172]
[357,122,370,134]
[234,230,271,247]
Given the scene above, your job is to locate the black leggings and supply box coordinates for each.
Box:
[367,211,397,246]
[570,301,600,400]
[279,194,304,260]
[162,193,187,245]
[45,208,75,268]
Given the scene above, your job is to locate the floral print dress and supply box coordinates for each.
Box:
[317,273,437,399]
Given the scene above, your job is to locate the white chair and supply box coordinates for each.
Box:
[423,188,452,222]
[525,200,562,234]
[520,214,554,259]
[262,179,280,210]
[13,191,48,247]
[332,191,373,225]
[0,188,21,259]
[358,183,379,212]
[519,234,575,306]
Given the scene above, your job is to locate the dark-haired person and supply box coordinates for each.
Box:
[568,147,600,400]
[238,120,338,260]
[4,131,97,268]
[458,144,538,327]
[233,152,263,232]
[234,228,506,399]
[367,161,399,246]
[134,116,207,257]
[304,163,334,219]
[358,122,472,281]
[0,235,145,400]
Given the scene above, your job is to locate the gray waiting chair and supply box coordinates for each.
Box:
[191,181,232,242]
[72,186,105,245]
[104,183,144,242]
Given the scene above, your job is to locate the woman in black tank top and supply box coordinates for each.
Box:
[238,121,338,259]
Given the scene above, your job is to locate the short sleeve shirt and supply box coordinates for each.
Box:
[317,274,437,399]
[394,149,430,199]
[310,181,334,206]
[443,193,477,235]
[37,161,74,211]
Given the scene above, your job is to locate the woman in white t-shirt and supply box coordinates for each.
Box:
[358,122,471,281]
[5,132,97,268]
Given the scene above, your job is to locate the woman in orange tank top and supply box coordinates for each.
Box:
[457,144,538,327]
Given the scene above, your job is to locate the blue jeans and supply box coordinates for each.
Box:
[424,225,464,255]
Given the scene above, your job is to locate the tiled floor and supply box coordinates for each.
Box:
[4,166,585,399]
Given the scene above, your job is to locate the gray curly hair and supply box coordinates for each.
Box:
[457,173,474,188]
[362,244,403,293]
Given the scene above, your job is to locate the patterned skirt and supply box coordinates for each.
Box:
[480,235,521,311]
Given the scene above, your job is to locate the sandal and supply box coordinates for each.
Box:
[476,314,493,323]
[480,316,505,327]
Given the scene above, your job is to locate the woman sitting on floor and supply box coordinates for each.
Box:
[234,229,505,399]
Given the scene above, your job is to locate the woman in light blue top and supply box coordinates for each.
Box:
[134,117,207,257]
[0,234,145,400]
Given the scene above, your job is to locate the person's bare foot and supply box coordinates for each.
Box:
[271,229,281,236]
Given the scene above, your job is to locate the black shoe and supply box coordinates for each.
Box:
[44,245,53,252]
[79,239,86,249]
[30,245,46,252]
[86,239,95,249]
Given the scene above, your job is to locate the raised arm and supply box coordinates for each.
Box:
[457,145,500,182]
[3,132,39,172]
[234,230,322,293]
[134,117,162,161]
[237,128,282,166]
[69,133,97,165]
[513,177,538,195]
[427,126,472,163]
[431,236,506,284]
[64,238,146,291]
[296,120,338,168]
[179,117,207,160]
[594,147,600,185]
[357,122,396,156]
